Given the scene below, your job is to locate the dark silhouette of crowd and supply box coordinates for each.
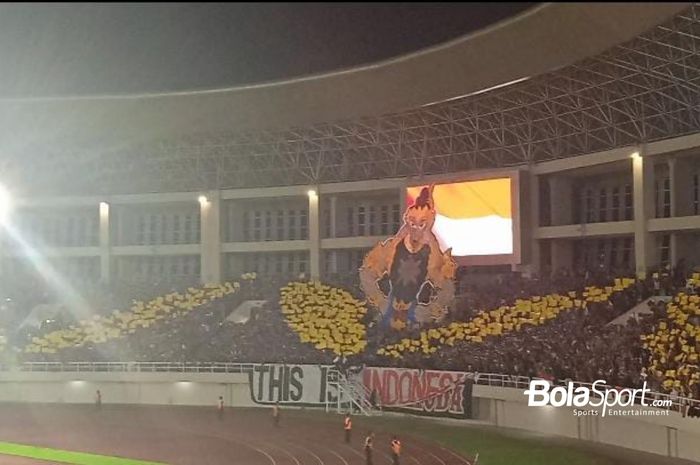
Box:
[3,264,698,402]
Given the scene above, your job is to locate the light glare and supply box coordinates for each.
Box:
[0,184,12,225]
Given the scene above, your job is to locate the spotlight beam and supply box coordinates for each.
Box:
[0,184,12,226]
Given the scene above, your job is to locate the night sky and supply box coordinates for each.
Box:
[0,3,536,98]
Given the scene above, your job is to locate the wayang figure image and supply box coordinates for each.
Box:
[360,185,457,330]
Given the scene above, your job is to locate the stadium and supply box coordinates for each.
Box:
[0,3,699,465]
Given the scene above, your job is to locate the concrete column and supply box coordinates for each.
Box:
[329,195,337,238]
[99,202,111,283]
[633,149,656,278]
[308,189,320,280]
[529,172,542,276]
[200,192,221,284]
[548,175,573,226]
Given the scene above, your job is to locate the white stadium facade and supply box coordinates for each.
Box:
[0,2,698,289]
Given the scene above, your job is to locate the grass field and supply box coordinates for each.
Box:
[0,442,167,465]
[357,415,618,465]
[288,409,694,465]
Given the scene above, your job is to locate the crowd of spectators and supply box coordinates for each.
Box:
[641,276,700,399]
[1,264,697,402]
[3,274,330,366]
[25,289,241,364]
[376,296,655,386]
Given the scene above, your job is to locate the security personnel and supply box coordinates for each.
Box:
[364,432,375,465]
[272,402,280,427]
[390,436,401,465]
[343,414,352,443]
[95,390,102,410]
[217,396,224,421]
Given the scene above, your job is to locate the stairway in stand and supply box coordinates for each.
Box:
[325,368,381,416]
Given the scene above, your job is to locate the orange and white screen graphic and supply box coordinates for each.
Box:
[406,179,513,256]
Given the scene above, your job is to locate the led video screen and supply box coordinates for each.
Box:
[406,178,514,258]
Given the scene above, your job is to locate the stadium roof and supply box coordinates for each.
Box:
[1,3,697,196]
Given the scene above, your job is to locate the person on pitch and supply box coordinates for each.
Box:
[272,401,280,427]
[390,436,402,465]
[343,413,352,443]
[217,395,224,421]
[364,432,375,465]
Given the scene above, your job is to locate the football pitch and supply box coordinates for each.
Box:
[0,406,693,465]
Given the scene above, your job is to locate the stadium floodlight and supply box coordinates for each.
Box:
[0,183,12,226]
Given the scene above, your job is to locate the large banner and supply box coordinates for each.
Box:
[362,367,474,419]
[359,185,457,330]
[247,364,348,407]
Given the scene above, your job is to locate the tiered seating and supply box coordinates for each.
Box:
[377,278,637,359]
[24,282,241,356]
[642,274,700,398]
[4,268,697,401]
[280,281,368,356]
[200,303,334,364]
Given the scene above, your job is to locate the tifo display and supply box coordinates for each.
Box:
[3,266,698,403]
[360,185,457,329]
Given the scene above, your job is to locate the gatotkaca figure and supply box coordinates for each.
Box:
[360,185,456,330]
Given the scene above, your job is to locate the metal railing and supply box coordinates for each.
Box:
[325,368,378,416]
[6,362,257,374]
